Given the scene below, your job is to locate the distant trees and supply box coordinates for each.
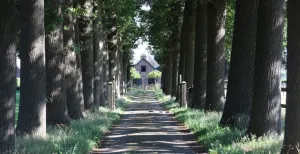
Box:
[0,0,18,153]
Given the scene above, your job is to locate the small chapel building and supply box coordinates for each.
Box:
[133,54,160,86]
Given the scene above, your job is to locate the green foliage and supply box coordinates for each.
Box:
[157,92,283,153]
[45,1,64,33]
[130,67,141,79]
[139,0,180,65]
[15,108,122,154]
[148,70,161,78]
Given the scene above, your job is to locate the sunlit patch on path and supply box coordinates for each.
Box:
[91,91,203,154]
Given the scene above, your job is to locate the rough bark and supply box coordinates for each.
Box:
[246,0,285,137]
[79,0,94,111]
[64,0,84,119]
[93,2,103,110]
[220,0,258,127]
[45,0,70,125]
[108,9,118,83]
[165,48,173,95]
[192,0,207,109]
[0,1,18,152]
[102,37,109,106]
[178,0,189,84]
[205,0,226,112]
[282,1,300,152]
[183,0,196,88]
[171,0,182,97]
[17,0,46,136]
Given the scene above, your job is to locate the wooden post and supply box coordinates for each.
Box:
[178,75,182,105]
[108,82,113,110]
[112,77,116,110]
[181,81,187,109]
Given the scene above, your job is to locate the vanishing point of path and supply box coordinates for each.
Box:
[92,91,202,154]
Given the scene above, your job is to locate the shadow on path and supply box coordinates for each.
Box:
[91,91,203,154]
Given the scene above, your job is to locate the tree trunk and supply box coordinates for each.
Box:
[192,0,207,109]
[172,51,179,97]
[79,0,94,111]
[119,51,124,95]
[0,1,18,152]
[17,0,46,136]
[75,12,85,114]
[220,0,258,127]
[93,2,103,110]
[108,9,118,84]
[45,0,70,125]
[205,0,226,112]
[64,0,84,119]
[171,0,182,97]
[102,37,109,106]
[165,48,173,95]
[178,0,189,84]
[246,0,285,137]
[282,0,300,152]
[183,0,196,88]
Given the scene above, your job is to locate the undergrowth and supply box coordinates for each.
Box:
[156,90,283,154]
[15,101,125,154]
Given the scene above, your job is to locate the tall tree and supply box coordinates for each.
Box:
[0,0,18,152]
[246,0,285,137]
[178,1,188,85]
[206,0,226,111]
[93,1,103,109]
[165,47,173,95]
[282,0,300,153]
[17,0,46,136]
[184,0,196,88]
[102,37,109,106]
[220,0,258,127]
[107,7,118,85]
[79,0,94,111]
[45,0,70,125]
[171,0,183,97]
[191,0,207,109]
[64,0,84,119]
[179,0,196,88]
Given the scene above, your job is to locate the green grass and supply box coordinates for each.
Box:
[156,90,283,154]
[14,95,127,154]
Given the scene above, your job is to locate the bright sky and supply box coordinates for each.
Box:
[132,39,154,64]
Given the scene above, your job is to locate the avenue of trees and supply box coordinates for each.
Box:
[1,0,300,153]
[140,0,300,153]
[0,0,142,153]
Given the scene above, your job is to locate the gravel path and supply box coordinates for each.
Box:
[92,92,202,154]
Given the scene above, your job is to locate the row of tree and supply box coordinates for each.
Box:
[0,0,142,153]
[142,0,300,153]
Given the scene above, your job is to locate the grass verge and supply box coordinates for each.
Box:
[15,101,125,154]
[155,90,283,153]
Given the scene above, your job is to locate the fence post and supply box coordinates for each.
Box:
[112,77,116,110]
[108,82,113,110]
[178,75,182,106]
[181,81,187,109]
